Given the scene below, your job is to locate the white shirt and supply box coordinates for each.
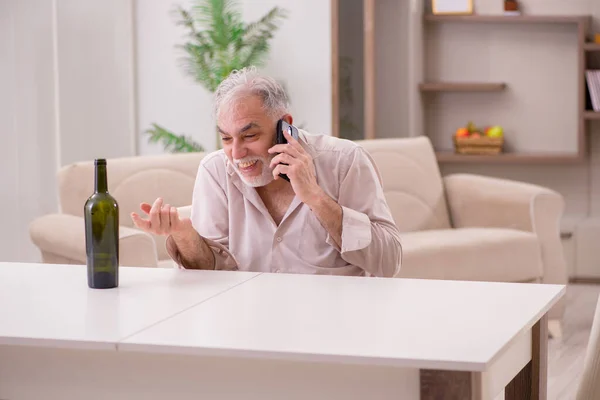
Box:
[167,130,402,277]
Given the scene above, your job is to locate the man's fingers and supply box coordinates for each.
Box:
[161,204,171,231]
[280,129,305,155]
[169,207,179,230]
[269,153,294,170]
[131,212,151,230]
[149,198,163,231]
[268,143,301,158]
[272,164,290,180]
[136,199,191,236]
[282,129,303,152]
[140,202,152,215]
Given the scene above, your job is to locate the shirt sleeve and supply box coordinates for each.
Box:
[325,146,402,277]
[166,159,239,271]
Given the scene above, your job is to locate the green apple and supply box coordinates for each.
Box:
[487,125,503,138]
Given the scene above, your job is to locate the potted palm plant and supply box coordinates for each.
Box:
[146,0,288,152]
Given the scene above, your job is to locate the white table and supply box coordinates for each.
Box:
[0,262,565,400]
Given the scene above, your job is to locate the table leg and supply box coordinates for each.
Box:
[505,314,548,400]
[420,370,482,400]
[421,315,547,400]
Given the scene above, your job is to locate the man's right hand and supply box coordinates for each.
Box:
[131,197,193,237]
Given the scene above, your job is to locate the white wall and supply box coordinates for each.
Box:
[0,0,136,262]
[56,0,137,166]
[135,0,332,155]
[0,0,58,262]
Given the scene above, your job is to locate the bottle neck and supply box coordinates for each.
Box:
[95,164,108,193]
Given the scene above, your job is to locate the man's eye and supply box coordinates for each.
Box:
[245,134,256,139]
[221,137,232,142]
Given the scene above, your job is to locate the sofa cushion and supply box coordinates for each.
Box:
[57,152,205,261]
[355,137,452,232]
[399,228,543,282]
[58,153,204,219]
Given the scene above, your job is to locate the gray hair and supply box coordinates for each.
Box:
[213,66,290,120]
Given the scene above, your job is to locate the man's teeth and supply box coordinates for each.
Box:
[239,160,257,168]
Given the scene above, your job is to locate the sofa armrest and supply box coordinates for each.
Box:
[443,173,566,287]
[29,214,159,267]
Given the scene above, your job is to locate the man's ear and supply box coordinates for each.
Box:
[281,114,293,125]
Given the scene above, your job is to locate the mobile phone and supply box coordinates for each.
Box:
[275,119,299,182]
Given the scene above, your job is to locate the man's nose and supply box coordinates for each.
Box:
[232,141,247,160]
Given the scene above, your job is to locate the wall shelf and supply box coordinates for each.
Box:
[436,152,583,164]
[420,13,592,162]
[424,15,589,24]
[583,43,600,52]
[419,82,506,92]
[332,5,594,162]
[584,111,600,120]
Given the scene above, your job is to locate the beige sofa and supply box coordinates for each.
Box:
[29,136,567,331]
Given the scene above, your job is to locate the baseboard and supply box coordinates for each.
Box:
[569,277,600,284]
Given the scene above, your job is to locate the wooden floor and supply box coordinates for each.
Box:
[548,283,600,399]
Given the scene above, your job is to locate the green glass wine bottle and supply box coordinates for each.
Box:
[84,159,119,289]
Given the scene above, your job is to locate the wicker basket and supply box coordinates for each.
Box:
[453,135,504,155]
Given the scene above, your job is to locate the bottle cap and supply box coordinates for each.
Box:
[94,159,107,166]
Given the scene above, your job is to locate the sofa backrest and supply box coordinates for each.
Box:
[355,136,451,232]
[56,136,451,259]
[57,152,205,260]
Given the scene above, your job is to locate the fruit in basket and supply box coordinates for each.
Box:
[455,122,477,137]
[455,121,501,139]
[486,125,503,138]
[454,121,503,155]
[455,127,469,137]
[466,121,478,134]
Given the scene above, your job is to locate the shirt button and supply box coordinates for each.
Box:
[276,237,282,242]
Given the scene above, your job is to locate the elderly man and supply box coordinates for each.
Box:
[131,67,401,277]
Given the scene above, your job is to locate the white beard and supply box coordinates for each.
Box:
[233,156,275,187]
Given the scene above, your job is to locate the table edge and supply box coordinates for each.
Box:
[0,336,116,351]
[483,283,566,369]
[116,341,488,371]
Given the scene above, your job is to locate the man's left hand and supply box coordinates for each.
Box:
[268,130,322,205]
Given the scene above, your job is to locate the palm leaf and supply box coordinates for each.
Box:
[173,0,287,91]
[148,0,288,152]
[192,0,241,47]
[172,6,198,37]
[145,123,204,153]
[243,7,287,44]
[240,40,270,67]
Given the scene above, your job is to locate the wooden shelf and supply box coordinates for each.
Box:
[436,152,583,164]
[584,111,600,120]
[331,5,593,161]
[419,82,506,92]
[424,15,589,24]
[584,43,600,52]
[419,13,591,163]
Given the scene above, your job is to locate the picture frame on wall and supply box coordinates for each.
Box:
[432,0,473,15]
